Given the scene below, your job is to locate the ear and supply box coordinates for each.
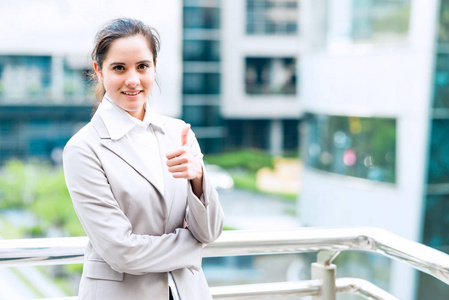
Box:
[93,61,103,81]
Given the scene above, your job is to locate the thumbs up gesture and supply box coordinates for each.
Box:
[166,124,203,184]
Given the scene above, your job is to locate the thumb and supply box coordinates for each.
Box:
[181,123,191,146]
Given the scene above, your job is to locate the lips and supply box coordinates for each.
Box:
[122,91,142,96]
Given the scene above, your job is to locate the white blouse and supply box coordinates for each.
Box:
[99,94,181,300]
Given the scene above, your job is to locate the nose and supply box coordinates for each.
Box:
[125,70,139,87]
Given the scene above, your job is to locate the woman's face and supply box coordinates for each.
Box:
[94,34,155,120]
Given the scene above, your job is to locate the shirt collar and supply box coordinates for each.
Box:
[99,93,165,140]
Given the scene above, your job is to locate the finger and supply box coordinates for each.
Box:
[166,148,186,160]
[167,165,188,173]
[181,123,191,146]
[172,172,190,179]
[166,156,188,167]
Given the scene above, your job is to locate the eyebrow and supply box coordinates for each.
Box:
[109,60,152,66]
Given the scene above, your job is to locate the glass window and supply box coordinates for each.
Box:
[433,54,449,109]
[184,0,220,6]
[438,0,449,44]
[283,119,300,151]
[245,57,296,95]
[183,7,220,29]
[320,0,410,48]
[304,114,396,183]
[352,0,410,43]
[0,55,52,102]
[182,105,222,127]
[225,120,271,150]
[0,55,91,105]
[183,40,220,61]
[426,119,449,184]
[0,107,90,164]
[197,137,223,154]
[418,193,449,298]
[246,0,298,35]
[183,73,220,94]
[64,67,91,102]
[422,194,449,251]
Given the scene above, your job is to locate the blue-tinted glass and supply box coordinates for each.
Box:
[283,119,300,151]
[422,194,449,251]
[0,106,90,164]
[433,54,449,109]
[418,193,449,299]
[197,137,223,154]
[183,73,220,94]
[183,40,220,61]
[225,120,270,150]
[183,7,220,29]
[182,105,221,127]
[439,0,449,43]
[426,119,449,184]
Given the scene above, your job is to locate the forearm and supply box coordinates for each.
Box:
[185,170,224,244]
[190,173,203,199]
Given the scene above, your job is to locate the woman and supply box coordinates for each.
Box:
[63,18,224,300]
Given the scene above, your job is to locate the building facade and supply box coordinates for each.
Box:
[0,0,302,163]
[182,0,224,153]
[300,0,448,299]
[221,0,301,155]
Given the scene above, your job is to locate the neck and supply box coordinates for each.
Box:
[128,107,145,121]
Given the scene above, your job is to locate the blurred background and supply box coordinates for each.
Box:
[0,0,448,299]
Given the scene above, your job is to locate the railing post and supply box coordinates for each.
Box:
[311,251,339,300]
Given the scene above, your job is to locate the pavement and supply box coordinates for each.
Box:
[218,188,301,230]
[0,266,68,300]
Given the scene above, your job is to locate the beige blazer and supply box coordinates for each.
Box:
[63,111,224,300]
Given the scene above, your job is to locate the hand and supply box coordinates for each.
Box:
[166,124,203,181]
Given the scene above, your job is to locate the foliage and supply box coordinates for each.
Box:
[0,160,36,209]
[205,149,299,201]
[229,171,258,191]
[204,149,274,172]
[30,166,85,237]
[0,160,84,237]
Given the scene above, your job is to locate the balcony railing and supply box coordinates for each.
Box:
[1,227,449,299]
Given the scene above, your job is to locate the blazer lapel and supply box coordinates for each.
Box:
[154,125,179,220]
[91,113,165,198]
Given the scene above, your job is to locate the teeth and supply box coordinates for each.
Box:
[123,91,140,95]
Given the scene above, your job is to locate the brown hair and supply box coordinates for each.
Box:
[90,18,160,109]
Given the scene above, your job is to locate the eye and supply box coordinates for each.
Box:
[138,63,150,70]
[112,65,125,71]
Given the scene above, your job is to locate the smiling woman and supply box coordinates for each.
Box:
[90,18,160,115]
[63,18,224,300]
[93,35,155,120]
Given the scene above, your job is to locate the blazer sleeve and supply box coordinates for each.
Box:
[63,142,203,275]
[185,129,225,244]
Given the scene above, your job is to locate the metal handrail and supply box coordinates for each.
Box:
[34,278,398,300]
[210,278,398,299]
[1,227,448,286]
[1,227,449,299]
